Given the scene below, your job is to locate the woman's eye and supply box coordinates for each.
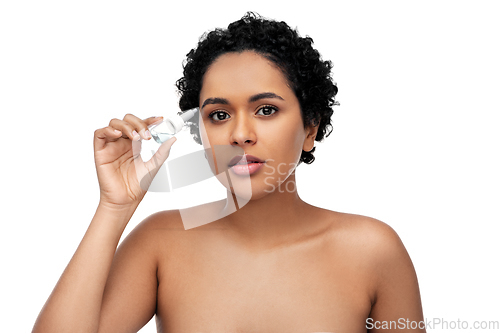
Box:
[256,106,277,116]
[209,111,230,121]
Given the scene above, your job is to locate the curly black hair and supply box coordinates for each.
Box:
[176,12,338,164]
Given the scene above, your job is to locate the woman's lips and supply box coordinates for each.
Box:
[229,154,264,166]
[229,154,265,176]
[230,162,264,175]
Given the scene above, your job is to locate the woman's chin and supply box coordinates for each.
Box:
[229,181,290,205]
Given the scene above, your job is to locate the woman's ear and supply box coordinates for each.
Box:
[303,124,319,152]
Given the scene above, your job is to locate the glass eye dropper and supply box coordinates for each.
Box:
[148,107,199,144]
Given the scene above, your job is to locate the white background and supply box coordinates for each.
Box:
[1,1,499,332]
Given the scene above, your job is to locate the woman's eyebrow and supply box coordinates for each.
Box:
[248,92,284,103]
[202,97,229,109]
[201,92,284,109]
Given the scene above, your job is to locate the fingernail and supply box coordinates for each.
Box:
[132,130,140,141]
[114,129,121,134]
[140,129,152,139]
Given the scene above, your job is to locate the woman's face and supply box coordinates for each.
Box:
[199,51,316,200]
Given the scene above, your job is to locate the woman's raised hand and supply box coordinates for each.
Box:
[93,114,176,209]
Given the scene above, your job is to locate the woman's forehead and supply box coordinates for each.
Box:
[200,51,292,101]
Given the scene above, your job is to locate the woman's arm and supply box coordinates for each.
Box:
[96,210,177,332]
[366,220,426,333]
[32,114,175,333]
[32,204,136,332]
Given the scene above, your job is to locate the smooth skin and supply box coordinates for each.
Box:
[33,51,425,333]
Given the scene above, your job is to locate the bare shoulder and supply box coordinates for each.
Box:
[118,209,186,257]
[133,198,229,234]
[323,210,423,320]
[132,208,197,239]
[133,209,185,233]
[325,211,408,261]
[321,210,416,286]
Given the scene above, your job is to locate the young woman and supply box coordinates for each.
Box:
[33,13,425,333]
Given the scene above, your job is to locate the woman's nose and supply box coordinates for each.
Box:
[230,115,256,146]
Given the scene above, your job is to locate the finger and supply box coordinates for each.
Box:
[145,116,163,126]
[123,114,159,140]
[109,118,141,141]
[94,126,123,151]
[144,136,177,174]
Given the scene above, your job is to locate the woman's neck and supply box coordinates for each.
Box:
[220,173,318,251]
